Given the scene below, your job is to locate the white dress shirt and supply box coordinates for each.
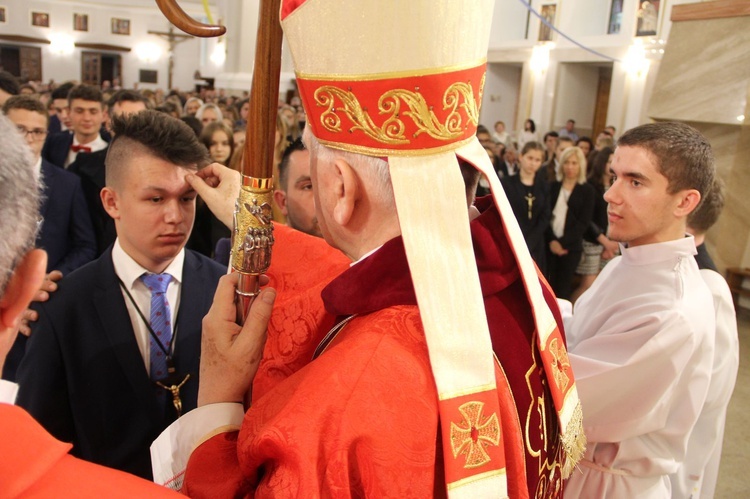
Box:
[65,134,108,168]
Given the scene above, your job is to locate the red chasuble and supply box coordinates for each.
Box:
[0,404,181,497]
[184,198,567,498]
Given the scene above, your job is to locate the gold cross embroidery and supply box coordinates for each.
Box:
[449,401,501,468]
[549,338,571,393]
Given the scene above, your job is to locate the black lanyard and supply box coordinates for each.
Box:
[117,276,180,360]
[117,276,191,417]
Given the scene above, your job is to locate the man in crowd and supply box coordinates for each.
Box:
[3,95,96,277]
[1,96,97,380]
[17,111,225,479]
[152,1,583,497]
[0,113,181,497]
[69,89,151,255]
[564,122,716,497]
[273,138,321,237]
[672,178,738,498]
[543,130,559,162]
[42,84,108,168]
[558,118,579,141]
[47,82,75,134]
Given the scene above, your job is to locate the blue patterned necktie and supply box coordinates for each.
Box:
[140,273,173,381]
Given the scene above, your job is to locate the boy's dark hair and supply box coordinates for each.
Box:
[543,130,559,141]
[687,177,724,234]
[3,95,49,122]
[617,122,714,198]
[51,82,75,101]
[67,84,103,106]
[0,71,20,97]
[107,89,151,113]
[105,110,210,188]
[278,138,306,191]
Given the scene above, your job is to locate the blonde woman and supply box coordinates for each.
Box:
[545,146,596,299]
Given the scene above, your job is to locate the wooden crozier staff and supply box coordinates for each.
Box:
[155,0,283,323]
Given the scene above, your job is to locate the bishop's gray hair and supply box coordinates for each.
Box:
[304,129,394,207]
[0,114,41,294]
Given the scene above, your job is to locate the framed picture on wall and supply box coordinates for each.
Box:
[608,0,623,34]
[111,18,130,35]
[0,7,7,24]
[635,0,660,37]
[31,11,49,28]
[139,70,158,84]
[538,4,556,42]
[74,13,88,32]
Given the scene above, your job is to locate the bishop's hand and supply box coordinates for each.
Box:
[198,272,274,407]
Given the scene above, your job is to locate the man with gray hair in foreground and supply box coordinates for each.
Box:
[0,114,179,496]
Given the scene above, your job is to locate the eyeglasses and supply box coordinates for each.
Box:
[16,125,47,140]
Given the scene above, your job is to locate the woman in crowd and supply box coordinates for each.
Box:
[570,146,619,302]
[545,146,595,300]
[576,136,593,159]
[200,122,234,167]
[195,103,223,127]
[517,118,539,151]
[183,97,203,117]
[501,141,550,273]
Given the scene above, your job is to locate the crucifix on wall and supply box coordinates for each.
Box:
[147,25,192,89]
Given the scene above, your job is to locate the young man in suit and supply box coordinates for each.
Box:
[1,96,98,381]
[17,110,226,480]
[3,96,97,277]
[0,108,181,499]
[69,89,151,255]
[42,84,108,169]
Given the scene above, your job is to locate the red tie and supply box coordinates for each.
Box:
[71,144,92,153]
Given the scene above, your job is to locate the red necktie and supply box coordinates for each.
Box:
[71,144,92,153]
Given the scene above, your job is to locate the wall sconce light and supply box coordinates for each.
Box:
[210,41,226,66]
[624,42,650,78]
[135,43,162,63]
[530,44,551,74]
[49,34,75,55]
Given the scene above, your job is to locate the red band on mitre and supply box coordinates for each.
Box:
[281,0,308,20]
[438,389,506,488]
[297,63,486,156]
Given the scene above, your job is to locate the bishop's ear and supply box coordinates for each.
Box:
[331,158,359,226]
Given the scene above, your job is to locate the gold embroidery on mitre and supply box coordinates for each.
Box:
[314,78,482,146]
[449,401,501,469]
[549,338,571,394]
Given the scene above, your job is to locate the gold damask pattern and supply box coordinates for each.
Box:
[313,75,484,146]
[449,401,501,469]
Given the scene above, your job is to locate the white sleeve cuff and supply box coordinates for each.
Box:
[150,402,245,490]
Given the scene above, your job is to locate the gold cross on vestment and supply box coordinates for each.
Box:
[449,401,501,468]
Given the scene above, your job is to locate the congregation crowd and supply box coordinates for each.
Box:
[0,3,739,492]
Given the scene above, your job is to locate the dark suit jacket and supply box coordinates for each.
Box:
[38,159,97,274]
[16,248,225,479]
[546,181,596,252]
[501,174,550,273]
[68,147,115,255]
[47,114,62,134]
[41,131,74,169]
